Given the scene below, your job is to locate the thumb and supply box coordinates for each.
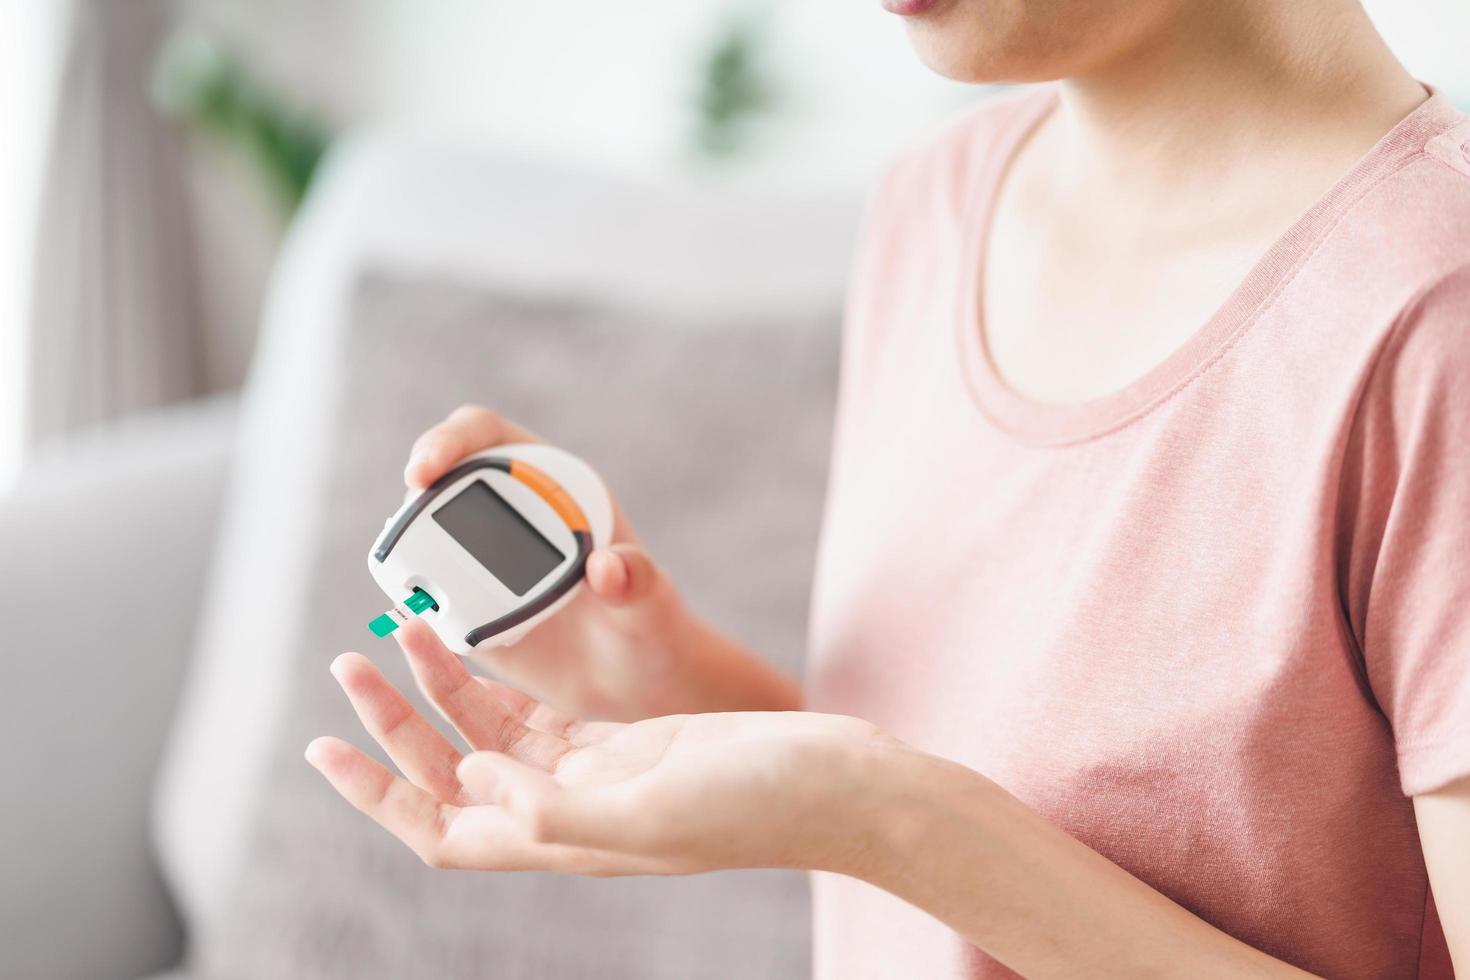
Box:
[584,543,668,606]
[457,751,554,808]
[456,752,640,851]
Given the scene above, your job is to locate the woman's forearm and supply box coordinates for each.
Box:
[845,747,1317,978]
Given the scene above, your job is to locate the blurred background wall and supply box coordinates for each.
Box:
[161,0,982,400]
[1,0,1467,488]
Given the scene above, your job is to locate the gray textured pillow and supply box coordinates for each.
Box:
[185,273,839,979]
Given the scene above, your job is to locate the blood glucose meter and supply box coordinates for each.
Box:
[367,444,614,654]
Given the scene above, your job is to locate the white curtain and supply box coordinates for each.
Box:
[25,0,203,447]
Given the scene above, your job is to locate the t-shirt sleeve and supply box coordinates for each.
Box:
[1341,263,1470,796]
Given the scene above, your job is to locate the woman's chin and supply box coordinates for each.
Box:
[902,23,1006,84]
[894,0,1133,86]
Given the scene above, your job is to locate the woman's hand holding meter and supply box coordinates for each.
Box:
[403,406,800,721]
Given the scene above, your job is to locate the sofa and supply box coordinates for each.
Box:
[0,134,861,979]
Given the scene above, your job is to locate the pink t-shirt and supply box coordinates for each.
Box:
[807,86,1470,979]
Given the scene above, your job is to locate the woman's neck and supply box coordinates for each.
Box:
[1052,0,1427,199]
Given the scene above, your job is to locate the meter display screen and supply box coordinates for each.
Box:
[433,480,565,595]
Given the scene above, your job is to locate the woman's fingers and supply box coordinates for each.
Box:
[457,752,648,854]
[395,621,576,768]
[404,404,541,490]
[330,652,467,803]
[584,543,667,607]
[307,737,668,875]
[305,736,458,866]
[470,675,621,747]
[469,675,582,741]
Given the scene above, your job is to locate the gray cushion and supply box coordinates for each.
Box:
[0,398,234,980]
[180,274,838,979]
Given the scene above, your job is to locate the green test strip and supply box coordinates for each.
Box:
[368,589,437,637]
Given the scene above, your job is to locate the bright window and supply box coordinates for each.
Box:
[0,0,69,487]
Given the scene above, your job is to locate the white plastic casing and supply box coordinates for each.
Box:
[368,444,614,655]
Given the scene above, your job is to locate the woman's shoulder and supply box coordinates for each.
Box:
[1351,91,1470,271]
[1308,92,1470,351]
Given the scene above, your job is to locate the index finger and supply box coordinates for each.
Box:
[404,405,542,489]
[395,620,574,770]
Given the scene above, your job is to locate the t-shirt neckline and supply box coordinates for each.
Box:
[955,83,1456,447]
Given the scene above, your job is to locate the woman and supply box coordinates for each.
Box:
[308,0,1470,975]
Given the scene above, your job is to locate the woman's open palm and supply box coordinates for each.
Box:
[308,620,893,876]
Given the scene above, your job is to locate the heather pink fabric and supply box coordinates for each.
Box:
[807,86,1470,979]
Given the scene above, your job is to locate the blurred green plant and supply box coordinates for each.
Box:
[693,7,775,159]
[153,33,333,216]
